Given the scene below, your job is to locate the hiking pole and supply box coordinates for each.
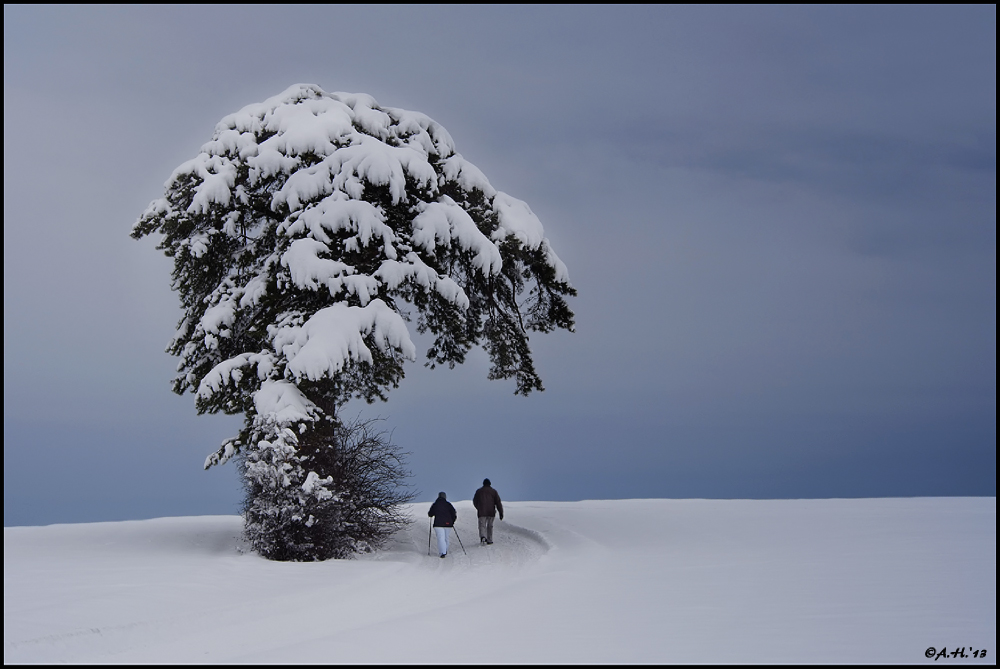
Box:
[427,519,432,556]
[452,525,467,555]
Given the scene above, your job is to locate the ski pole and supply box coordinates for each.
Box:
[452,525,467,555]
[427,519,432,556]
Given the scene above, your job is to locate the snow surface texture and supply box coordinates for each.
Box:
[4,498,994,663]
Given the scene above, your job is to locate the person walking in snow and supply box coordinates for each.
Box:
[473,478,504,545]
[428,492,457,558]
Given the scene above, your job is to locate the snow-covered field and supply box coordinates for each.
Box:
[4,498,994,664]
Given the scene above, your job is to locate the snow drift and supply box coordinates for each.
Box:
[4,497,994,663]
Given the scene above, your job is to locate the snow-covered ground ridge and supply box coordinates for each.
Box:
[4,497,994,663]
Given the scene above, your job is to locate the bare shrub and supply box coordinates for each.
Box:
[240,413,415,561]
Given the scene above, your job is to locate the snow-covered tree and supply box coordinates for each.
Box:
[132,84,576,560]
[239,414,413,560]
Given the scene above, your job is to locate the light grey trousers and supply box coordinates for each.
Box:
[478,516,495,542]
[435,527,450,556]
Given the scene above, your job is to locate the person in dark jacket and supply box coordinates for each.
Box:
[428,492,457,558]
[473,478,503,545]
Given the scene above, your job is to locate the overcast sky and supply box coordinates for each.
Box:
[4,5,995,526]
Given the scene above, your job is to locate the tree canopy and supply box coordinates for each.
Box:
[132,84,575,558]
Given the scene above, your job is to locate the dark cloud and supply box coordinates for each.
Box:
[3,5,995,526]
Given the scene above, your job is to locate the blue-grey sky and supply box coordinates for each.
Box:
[4,5,995,527]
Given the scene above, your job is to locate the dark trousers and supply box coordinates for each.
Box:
[478,516,495,542]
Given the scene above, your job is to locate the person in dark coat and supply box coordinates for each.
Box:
[428,492,457,558]
[473,478,503,545]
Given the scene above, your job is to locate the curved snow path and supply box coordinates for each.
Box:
[5,498,995,664]
[363,500,552,570]
[4,501,562,664]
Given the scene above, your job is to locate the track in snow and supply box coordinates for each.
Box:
[360,500,550,571]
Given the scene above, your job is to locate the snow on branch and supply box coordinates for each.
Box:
[273,300,417,383]
[133,82,576,469]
